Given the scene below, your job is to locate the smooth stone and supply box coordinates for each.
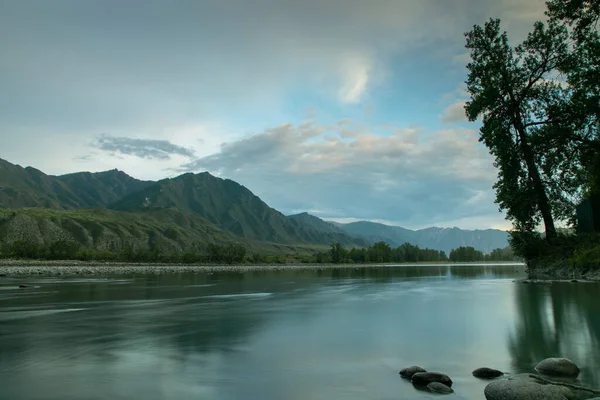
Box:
[473,367,504,378]
[535,358,580,378]
[507,373,543,384]
[411,372,453,387]
[427,382,454,394]
[399,366,427,379]
[484,379,573,400]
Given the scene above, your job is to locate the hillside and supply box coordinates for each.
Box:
[335,221,508,253]
[110,172,365,247]
[0,208,324,256]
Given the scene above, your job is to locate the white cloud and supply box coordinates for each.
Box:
[338,54,372,103]
[441,101,468,123]
[181,119,502,228]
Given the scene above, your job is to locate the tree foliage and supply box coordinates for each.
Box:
[465,0,600,237]
[316,242,517,264]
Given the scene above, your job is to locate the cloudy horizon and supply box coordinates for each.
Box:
[0,0,550,230]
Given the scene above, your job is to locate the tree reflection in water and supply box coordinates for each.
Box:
[508,282,600,387]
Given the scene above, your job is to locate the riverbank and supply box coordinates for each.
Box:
[527,263,600,281]
[0,259,524,276]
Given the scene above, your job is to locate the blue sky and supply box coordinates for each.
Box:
[0,0,549,230]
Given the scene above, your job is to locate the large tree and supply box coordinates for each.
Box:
[545,0,600,196]
[464,19,570,238]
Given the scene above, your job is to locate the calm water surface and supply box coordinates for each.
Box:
[1,264,599,400]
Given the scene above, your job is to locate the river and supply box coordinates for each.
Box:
[1,264,599,399]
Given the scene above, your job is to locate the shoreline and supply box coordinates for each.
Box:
[0,259,525,276]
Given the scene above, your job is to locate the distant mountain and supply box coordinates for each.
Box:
[335,221,414,246]
[412,227,509,255]
[334,220,509,254]
[111,172,365,247]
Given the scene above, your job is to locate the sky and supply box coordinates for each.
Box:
[0,0,549,230]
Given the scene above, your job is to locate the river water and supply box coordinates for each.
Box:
[1,264,599,399]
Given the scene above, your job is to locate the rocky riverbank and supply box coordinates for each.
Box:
[0,260,403,276]
[526,262,600,281]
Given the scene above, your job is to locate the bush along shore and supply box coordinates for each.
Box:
[399,357,600,399]
[511,232,600,281]
[0,238,520,267]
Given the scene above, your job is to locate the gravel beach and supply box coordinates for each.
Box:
[0,259,395,276]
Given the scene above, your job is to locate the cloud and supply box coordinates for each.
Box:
[94,135,196,160]
[0,0,547,131]
[180,119,503,228]
[441,101,468,123]
[338,54,372,103]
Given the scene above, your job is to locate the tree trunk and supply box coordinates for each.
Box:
[516,124,558,240]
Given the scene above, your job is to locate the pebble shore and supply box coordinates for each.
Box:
[0,259,384,276]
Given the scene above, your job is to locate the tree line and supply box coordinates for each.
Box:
[314,242,520,264]
[0,238,519,264]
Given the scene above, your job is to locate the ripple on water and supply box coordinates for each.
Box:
[204,292,273,300]
[0,308,88,321]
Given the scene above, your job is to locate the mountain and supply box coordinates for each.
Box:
[288,212,348,234]
[0,157,506,253]
[412,227,510,255]
[0,158,83,209]
[110,172,365,247]
[0,158,149,209]
[56,169,153,207]
[335,221,414,246]
[334,221,509,254]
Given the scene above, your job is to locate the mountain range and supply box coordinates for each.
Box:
[0,157,509,254]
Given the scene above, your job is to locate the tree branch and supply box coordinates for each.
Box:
[523,118,566,127]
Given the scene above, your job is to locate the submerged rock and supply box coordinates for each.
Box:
[473,367,504,378]
[484,379,573,400]
[399,366,427,379]
[411,372,453,387]
[535,358,580,378]
[427,382,454,394]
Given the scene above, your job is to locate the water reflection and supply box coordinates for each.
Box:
[508,282,600,387]
[3,264,599,400]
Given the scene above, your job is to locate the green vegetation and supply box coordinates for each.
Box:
[465,0,600,272]
[309,242,518,264]
[0,239,248,264]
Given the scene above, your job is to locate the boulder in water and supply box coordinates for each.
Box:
[427,382,454,394]
[535,358,580,378]
[399,366,427,379]
[484,379,573,400]
[473,367,504,378]
[411,372,453,387]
